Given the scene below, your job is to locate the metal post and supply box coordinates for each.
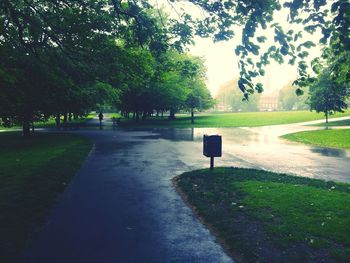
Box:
[210,157,214,170]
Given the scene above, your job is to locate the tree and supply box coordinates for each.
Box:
[0,0,115,135]
[308,69,348,128]
[1,1,168,134]
[185,80,214,124]
[179,55,213,123]
[0,47,57,136]
[118,47,156,121]
[135,51,210,121]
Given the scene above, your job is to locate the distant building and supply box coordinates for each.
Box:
[258,75,280,111]
[259,93,279,111]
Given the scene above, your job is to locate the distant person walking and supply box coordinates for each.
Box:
[98,112,104,129]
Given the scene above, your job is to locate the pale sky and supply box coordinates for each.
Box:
[152,0,323,96]
[188,37,300,96]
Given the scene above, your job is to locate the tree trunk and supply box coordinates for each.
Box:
[22,119,31,137]
[169,109,176,120]
[191,108,194,124]
[325,111,329,129]
[63,112,68,128]
[31,122,35,134]
[136,111,140,122]
[142,110,147,120]
[55,113,61,130]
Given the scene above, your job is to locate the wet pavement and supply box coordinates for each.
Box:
[23,128,233,263]
[22,117,350,262]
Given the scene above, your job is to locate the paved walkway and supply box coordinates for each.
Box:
[23,127,233,262]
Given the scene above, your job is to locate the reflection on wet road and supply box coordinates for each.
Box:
[146,123,350,183]
[83,116,350,182]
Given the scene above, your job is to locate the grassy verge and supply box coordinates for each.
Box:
[174,167,350,262]
[312,118,350,127]
[0,132,92,262]
[119,110,350,128]
[0,116,94,131]
[34,116,94,128]
[108,113,122,119]
[282,129,350,149]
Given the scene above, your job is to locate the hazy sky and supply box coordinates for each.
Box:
[188,37,299,96]
[152,0,322,96]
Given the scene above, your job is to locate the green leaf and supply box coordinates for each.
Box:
[256,83,264,93]
[296,88,304,96]
[259,68,265,76]
[257,36,267,43]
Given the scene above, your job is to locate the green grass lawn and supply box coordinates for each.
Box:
[0,132,92,262]
[282,129,350,149]
[119,110,350,128]
[174,167,350,262]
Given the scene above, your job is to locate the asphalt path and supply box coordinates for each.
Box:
[23,116,350,262]
[23,125,233,262]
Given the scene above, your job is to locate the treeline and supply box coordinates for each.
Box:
[0,1,213,136]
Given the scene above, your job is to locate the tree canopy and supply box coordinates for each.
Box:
[170,0,349,98]
[0,0,213,134]
[1,0,349,135]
